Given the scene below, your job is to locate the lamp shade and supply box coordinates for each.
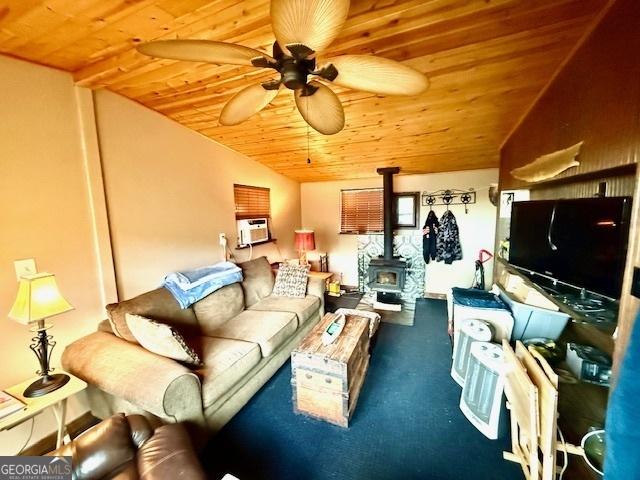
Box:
[9,272,73,325]
[295,229,316,251]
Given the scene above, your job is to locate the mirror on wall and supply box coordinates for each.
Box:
[394,192,420,228]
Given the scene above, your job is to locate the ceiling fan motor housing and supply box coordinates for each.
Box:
[272,41,317,91]
[281,59,308,90]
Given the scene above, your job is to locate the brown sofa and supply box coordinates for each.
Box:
[47,414,205,479]
[62,257,324,436]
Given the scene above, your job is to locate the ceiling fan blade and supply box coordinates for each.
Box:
[294,81,345,135]
[219,83,280,126]
[271,0,350,55]
[136,40,274,67]
[323,55,429,95]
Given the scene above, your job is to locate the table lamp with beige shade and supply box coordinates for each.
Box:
[8,272,74,398]
[294,229,315,267]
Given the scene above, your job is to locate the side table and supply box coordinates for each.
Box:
[324,291,364,313]
[0,371,87,449]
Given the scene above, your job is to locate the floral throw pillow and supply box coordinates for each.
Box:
[125,313,202,366]
[272,264,309,298]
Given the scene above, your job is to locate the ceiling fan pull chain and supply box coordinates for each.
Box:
[307,100,311,164]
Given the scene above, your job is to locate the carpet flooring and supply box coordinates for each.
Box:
[202,299,522,480]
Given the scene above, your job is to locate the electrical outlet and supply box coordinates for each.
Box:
[219,233,227,247]
[14,258,36,281]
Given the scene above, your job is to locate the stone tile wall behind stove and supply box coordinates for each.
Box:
[357,234,425,308]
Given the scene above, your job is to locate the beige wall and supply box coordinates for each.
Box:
[0,56,104,454]
[0,57,300,453]
[93,91,301,299]
[301,169,498,294]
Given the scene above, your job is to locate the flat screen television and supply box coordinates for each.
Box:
[509,197,632,299]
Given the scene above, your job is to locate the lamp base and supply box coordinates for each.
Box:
[23,373,70,398]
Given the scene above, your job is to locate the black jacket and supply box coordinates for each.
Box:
[422,210,439,263]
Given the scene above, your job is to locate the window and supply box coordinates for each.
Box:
[394,192,419,228]
[340,188,383,234]
[234,184,271,219]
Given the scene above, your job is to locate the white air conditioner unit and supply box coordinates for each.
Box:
[451,319,493,387]
[237,218,269,246]
[460,342,506,440]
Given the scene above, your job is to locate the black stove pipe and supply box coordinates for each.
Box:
[377,167,400,260]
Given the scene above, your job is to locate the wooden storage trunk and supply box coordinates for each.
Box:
[291,313,370,427]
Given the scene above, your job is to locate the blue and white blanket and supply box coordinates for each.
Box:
[163,261,243,309]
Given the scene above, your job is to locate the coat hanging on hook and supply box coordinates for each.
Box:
[422,210,439,263]
[436,210,462,264]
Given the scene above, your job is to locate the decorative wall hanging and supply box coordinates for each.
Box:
[421,188,476,213]
[510,141,583,182]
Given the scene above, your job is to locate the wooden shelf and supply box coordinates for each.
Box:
[526,164,636,190]
[235,238,277,250]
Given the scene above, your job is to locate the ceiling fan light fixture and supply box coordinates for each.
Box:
[281,61,309,90]
[134,0,429,136]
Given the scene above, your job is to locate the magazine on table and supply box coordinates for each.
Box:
[0,390,26,419]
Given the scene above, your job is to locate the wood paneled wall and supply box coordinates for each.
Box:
[499,0,640,370]
[530,173,636,200]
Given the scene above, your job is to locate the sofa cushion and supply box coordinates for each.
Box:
[193,283,244,335]
[194,336,261,408]
[126,314,202,366]
[238,256,274,307]
[248,294,320,327]
[106,288,199,343]
[209,310,297,358]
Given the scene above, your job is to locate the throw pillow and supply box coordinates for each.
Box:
[106,287,199,343]
[125,313,202,366]
[272,264,309,298]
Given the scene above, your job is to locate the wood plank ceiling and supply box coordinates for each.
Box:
[0,0,609,182]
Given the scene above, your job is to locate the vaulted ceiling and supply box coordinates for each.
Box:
[0,0,609,181]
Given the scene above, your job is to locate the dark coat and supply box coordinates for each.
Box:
[436,210,462,264]
[422,210,439,263]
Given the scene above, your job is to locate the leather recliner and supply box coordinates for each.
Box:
[47,413,206,479]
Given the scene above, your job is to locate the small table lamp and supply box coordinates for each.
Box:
[294,229,315,266]
[9,272,74,398]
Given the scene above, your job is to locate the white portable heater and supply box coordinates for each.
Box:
[237,218,269,246]
[451,319,493,387]
[460,342,506,440]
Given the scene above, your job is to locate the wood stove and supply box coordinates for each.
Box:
[368,258,406,293]
[367,167,407,304]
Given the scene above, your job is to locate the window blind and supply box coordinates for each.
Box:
[234,184,271,219]
[340,188,383,234]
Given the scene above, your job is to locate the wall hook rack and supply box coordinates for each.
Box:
[421,188,476,213]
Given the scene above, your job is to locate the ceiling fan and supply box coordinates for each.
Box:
[136,0,429,135]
